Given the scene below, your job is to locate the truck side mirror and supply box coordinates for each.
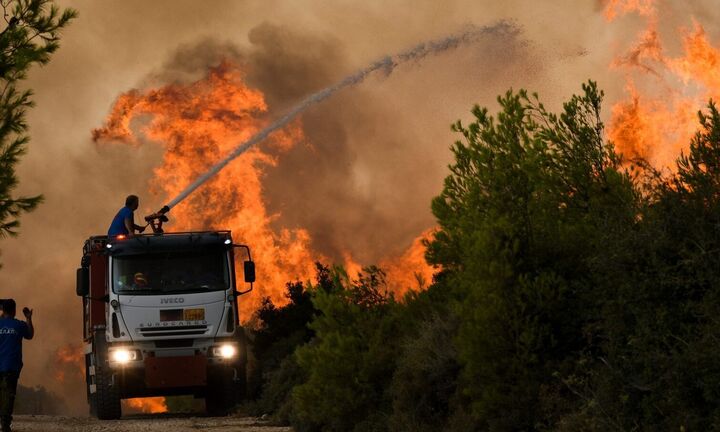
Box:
[76,267,89,297]
[243,261,256,283]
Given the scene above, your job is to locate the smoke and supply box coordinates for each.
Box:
[90,20,534,266]
[253,23,533,262]
[161,22,520,214]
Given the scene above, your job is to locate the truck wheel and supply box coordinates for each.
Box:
[88,377,98,416]
[95,361,122,419]
[234,361,247,404]
[206,367,235,416]
[86,354,97,417]
[92,338,122,420]
[235,329,248,402]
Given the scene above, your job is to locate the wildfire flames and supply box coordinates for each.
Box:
[123,397,168,414]
[54,344,84,383]
[605,0,720,169]
[93,60,433,316]
[381,229,436,297]
[604,0,655,21]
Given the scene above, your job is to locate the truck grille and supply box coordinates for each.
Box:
[138,325,208,337]
[155,339,194,348]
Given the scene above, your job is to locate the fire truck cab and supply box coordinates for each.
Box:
[76,231,254,419]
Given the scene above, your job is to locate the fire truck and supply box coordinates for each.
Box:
[76,231,255,419]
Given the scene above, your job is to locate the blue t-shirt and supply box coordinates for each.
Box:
[0,317,30,372]
[108,206,134,236]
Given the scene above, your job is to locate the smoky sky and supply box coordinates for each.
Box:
[3,0,715,414]
[254,23,531,263]
[145,22,534,263]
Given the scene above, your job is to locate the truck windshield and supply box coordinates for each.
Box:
[112,249,229,295]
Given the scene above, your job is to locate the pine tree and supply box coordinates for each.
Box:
[0,0,75,239]
[426,82,639,429]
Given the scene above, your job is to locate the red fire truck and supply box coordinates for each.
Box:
[76,231,255,419]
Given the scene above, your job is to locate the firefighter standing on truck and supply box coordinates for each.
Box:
[0,299,34,432]
[108,194,145,237]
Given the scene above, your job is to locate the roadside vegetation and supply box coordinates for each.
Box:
[248,81,720,431]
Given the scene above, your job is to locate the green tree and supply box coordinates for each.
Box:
[427,82,639,430]
[258,84,720,430]
[582,101,720,430]
[0,0,75,238]
[292,266,400,432]
[247,263,330,421]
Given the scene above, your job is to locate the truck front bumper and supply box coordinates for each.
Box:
[143,355,208,388]
[107,339,241,369]
[106,339,243,396]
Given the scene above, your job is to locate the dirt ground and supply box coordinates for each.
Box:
[11,414,293,432]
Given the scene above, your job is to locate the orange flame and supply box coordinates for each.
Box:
[94,61,317,317]
[605,1,720,169]
[94,60,433,317]
[342,231,435,299]
[669,23,720,93]
[381,230,436,298]
[123,397,168,414]
[53,344,85,383]
[603,0,655,21]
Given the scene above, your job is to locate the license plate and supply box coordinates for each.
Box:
[160,309,183,321]
[183,308,205,321]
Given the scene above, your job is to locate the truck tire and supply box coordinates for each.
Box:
[86,353,97,417]
[206,367,235,416]
[234,329,248,402]
[92,337,122,420]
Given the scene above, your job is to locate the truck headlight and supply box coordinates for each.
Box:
[110,348,137,364]
[212,344,236,359]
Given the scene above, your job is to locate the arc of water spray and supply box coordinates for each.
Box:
[164,22,515,210]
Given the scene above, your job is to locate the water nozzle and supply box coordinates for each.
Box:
[144,205,171,234]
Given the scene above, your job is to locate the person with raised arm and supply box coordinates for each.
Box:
[0,299,34,432]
